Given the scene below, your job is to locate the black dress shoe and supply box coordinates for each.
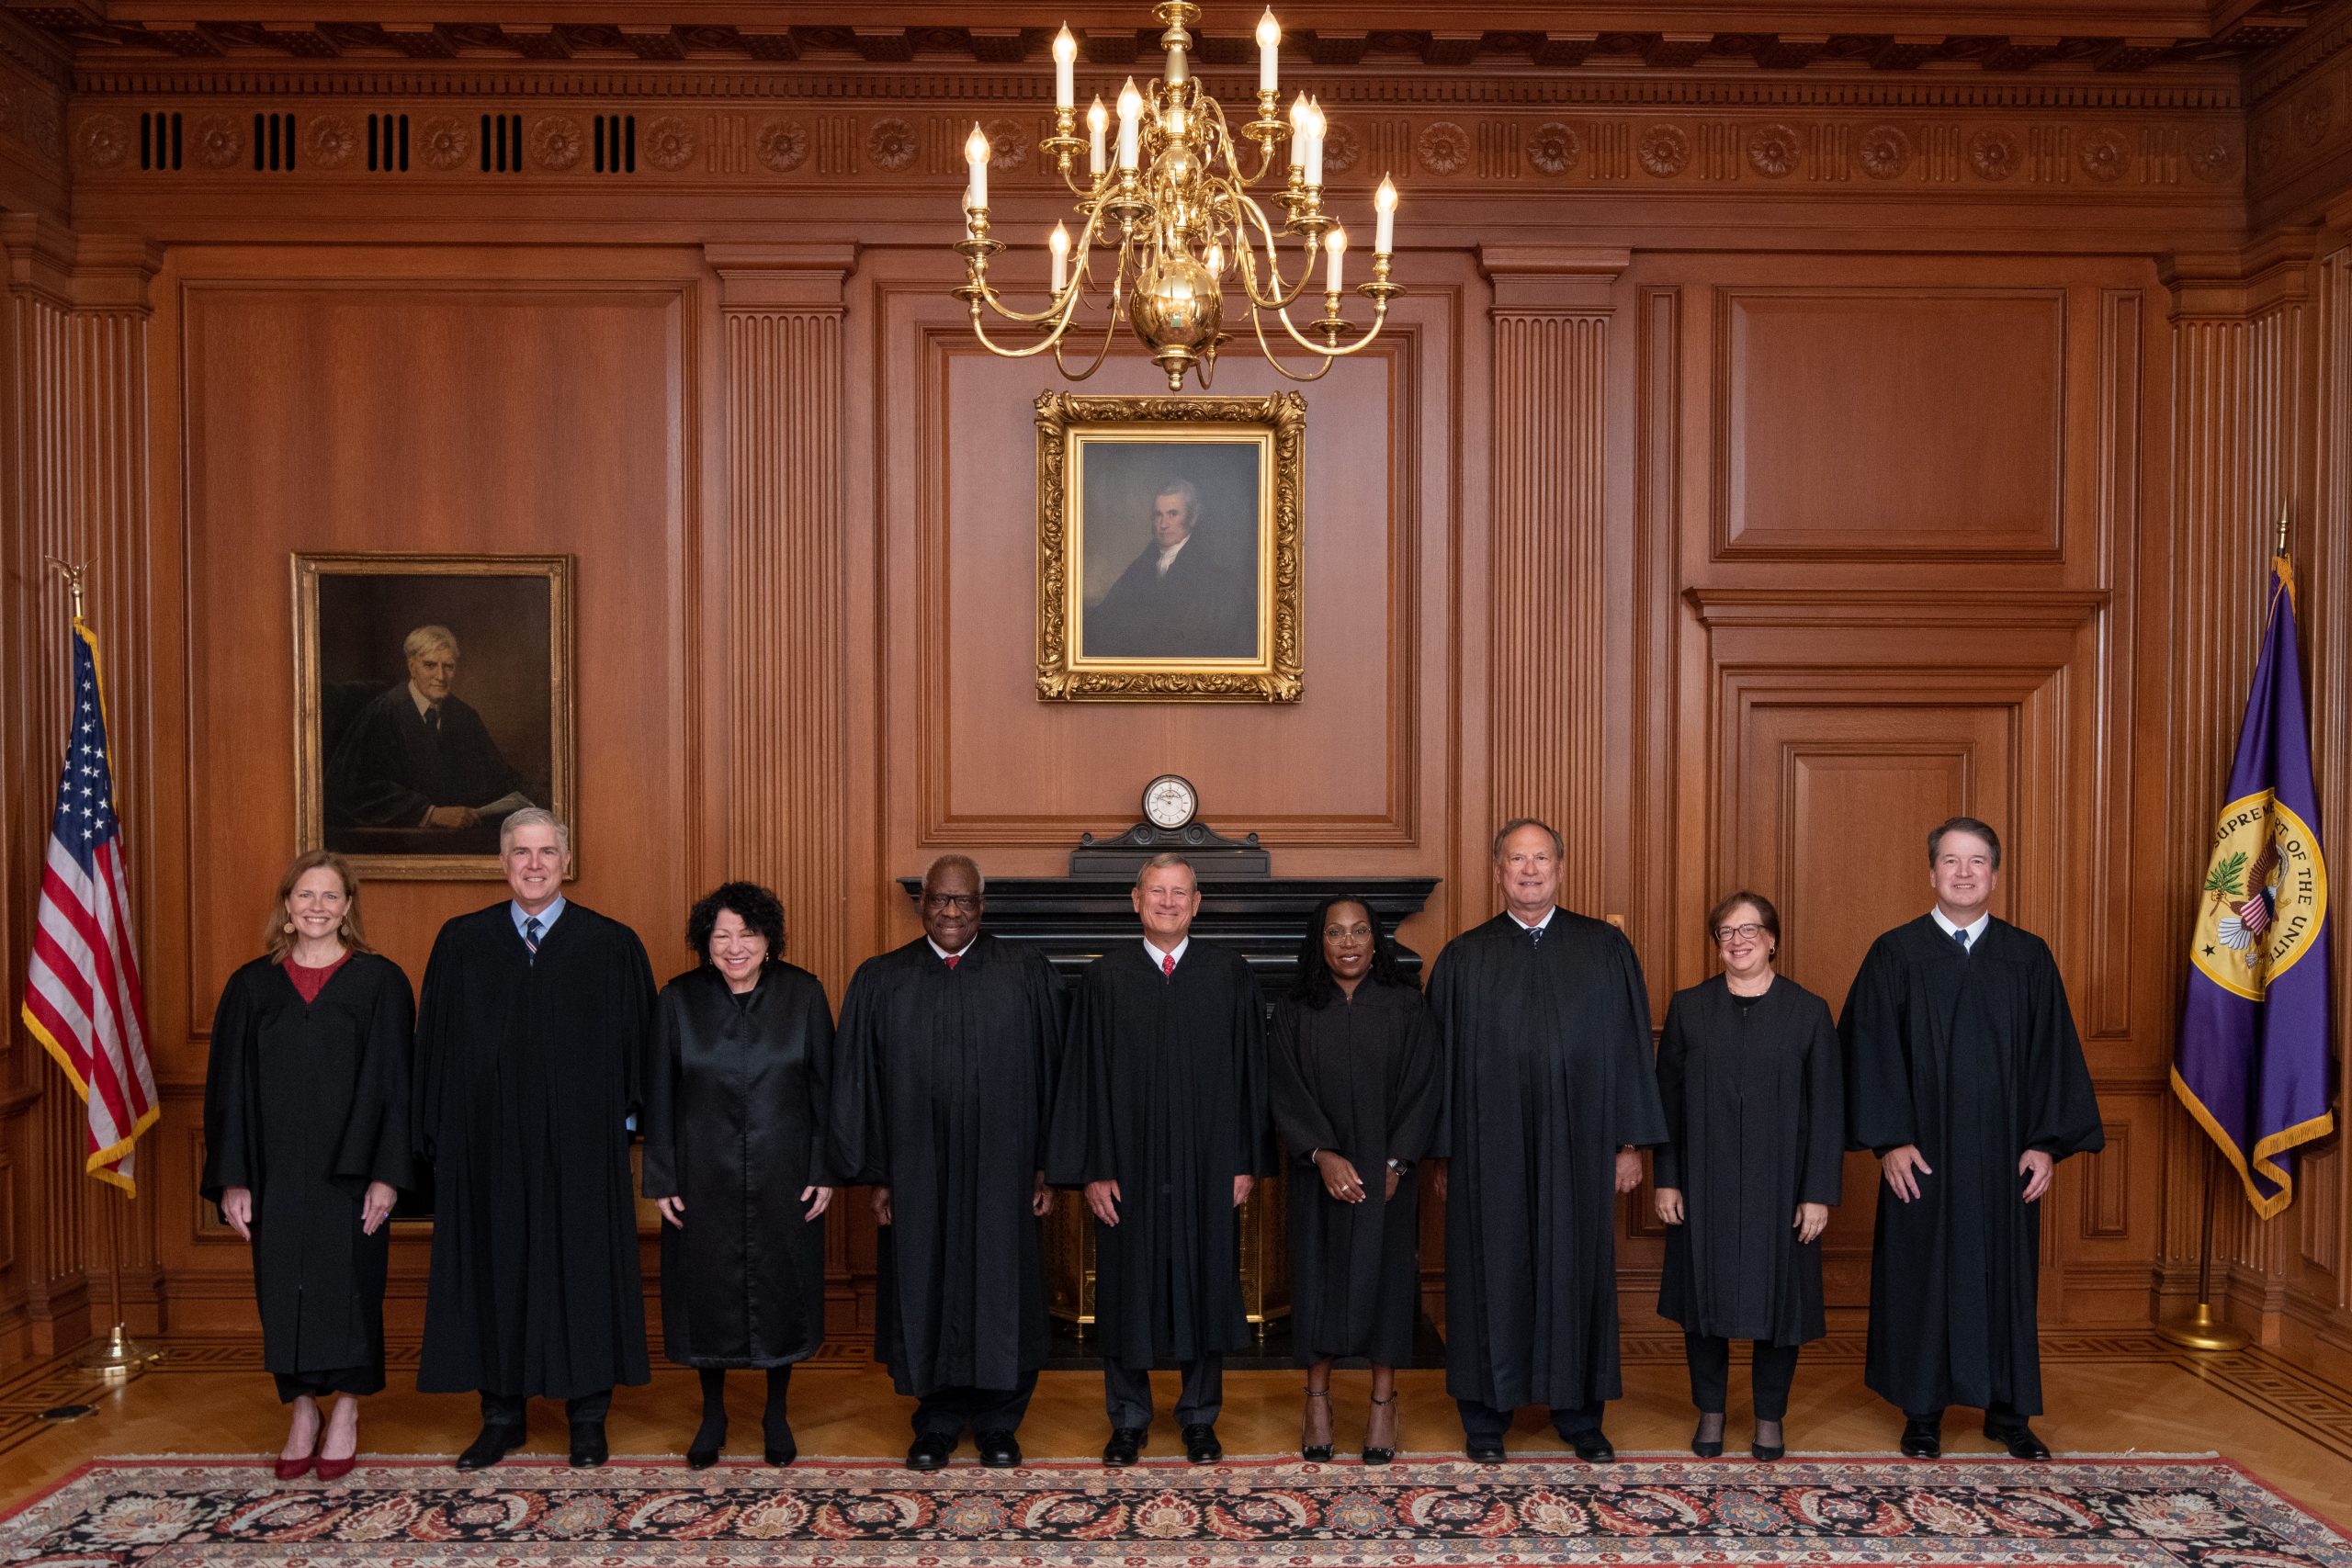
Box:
[1566,1429,1615,1463]
[1691,1418,1724,1459]
[907,1434,954,1472]
[455,1424,523,1471]
[686,1446,719,1470]
[977,1429,1022,1469]
[568,1423,608,1469]
[1465,1435,1507,1464]
[1751,1440,1785,1462]
[1984,1420,2051,1461]
[1102,1427,1147,1466]
[1899,1416,1942,1460]
[765,1443,797,1466]
[1182,1423,1223,1464]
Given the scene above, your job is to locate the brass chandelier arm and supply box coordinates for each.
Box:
[1227,190,1318,311]
[1244,305,1340,382]
[1267,293,1393,359]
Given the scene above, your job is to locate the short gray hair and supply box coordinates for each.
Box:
[1154,479,1203,525]
[1134,851,1196,890]
[500,807,570,856]
[403,624,459,662]
[1492,818,1563,860]
[923,852,985,894]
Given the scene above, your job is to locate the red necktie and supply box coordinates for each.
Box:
[944,953,960,970]
[1162,953,1176,977]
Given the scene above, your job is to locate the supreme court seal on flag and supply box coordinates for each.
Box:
[2191,793,2325,995]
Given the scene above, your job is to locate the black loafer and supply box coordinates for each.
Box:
[1465,1435,1506,1464]
[1985,1420,2051,1461]
[1182,1423,1223,1464]
[906,1433,954,1471]
[1102,1426,1147,1465]
[455,1424,523,1471]
[1567,1428,1615,1464]
[1900,1416,1942,1460]
[977,1429,1022,1469]
[568,1422,609,1469]
[686,1446,719,1470]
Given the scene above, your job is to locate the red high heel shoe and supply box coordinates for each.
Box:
[316,1414,360,1481]
[274,1432,321,1483]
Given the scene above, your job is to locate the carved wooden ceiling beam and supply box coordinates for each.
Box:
[1,7,2327,72]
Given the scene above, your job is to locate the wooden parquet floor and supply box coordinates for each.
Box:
[0,1331,2346,1528]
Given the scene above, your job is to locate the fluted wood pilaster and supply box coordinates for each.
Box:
[1479,245,1628,920]
[709,243,855,998]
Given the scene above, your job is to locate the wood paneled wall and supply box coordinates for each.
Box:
[2,3,2350,1377]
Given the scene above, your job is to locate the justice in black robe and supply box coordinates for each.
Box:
[201,953,415,1391]
[1268,979,1443,1367]
[1839,915,2104,1416]
[831,935,1065,1395]
[1654,975,1844,1347]
[1042,940,1272,1368]
[641,961,836,1368]
[1083,540,1254,660]
[326,686,533,829]
[1430,911,1668,1412]
[413,902,654,1399]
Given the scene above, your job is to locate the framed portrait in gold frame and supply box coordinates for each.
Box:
[291,552,575,880]
[1035,390,1305,703]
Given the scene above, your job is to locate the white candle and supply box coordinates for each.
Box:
[1374,175,1396,254]
[1053,26,1077,111]
[965,123,990,207]
[1256,9,1281,94]
[1206,242,1224,276]
[1325,224,1346,293]
[1050,222,1070,293]
[1087,96,1107,176]
[1287,91,1308,167]
[1116,77,1142,171]
[962,186,976,231]
[1305,98,1326,186]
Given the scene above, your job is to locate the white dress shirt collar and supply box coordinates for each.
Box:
[1506,907,1556,933]
[1931,907,1990,947]
[1144,935,1191,970]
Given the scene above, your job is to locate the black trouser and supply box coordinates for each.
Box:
[481,1388,611,1429]
[1684,1333,1801,1421]
[914,1368,1038,1438]
[274,1367,381,1404]
[1455,1396,1607,1440]
[1103,1353,1223,1427]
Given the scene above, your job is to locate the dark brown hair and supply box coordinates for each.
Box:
[263,850,375,963]
[1928,816,2003,870]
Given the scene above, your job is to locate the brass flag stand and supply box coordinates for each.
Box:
[2157,1145,2250,1351]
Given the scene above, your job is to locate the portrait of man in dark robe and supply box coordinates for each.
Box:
[1078,442,1263,661]
[326,624,536,837]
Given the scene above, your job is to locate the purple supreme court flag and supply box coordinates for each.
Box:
[2174,554,2335,1219]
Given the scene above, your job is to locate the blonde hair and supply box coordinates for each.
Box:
[264,850,375,963]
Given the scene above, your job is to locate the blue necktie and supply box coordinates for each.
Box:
[1952,928,1970,952]
[524,916,542,958]
[1529,923,1544,946]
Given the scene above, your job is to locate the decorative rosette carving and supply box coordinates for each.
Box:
[1747,123,1801,178]
[417,115,470,171]
[1967,127,2019,181]
[2077,128,2130,183]
[1527,120,1580,176]
[1415,120,1470,176]
[867,117,917,172]
[756,119,809,173]
[306,114,359,170]
[1319,118,1360,175]
[641,116,696,172]
[984,118,1028,171]
[1858,123,1911,180]
[191,113,243,169]
[76,113,130,171]
[2186,130,2237,185]
[529,114,583,171]
[2296,90,2334,148]
[1638,124,1690,177]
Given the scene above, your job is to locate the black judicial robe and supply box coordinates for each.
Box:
[1654,976,1844,1348]
[326,688,532,829]
[1268,980,1443,1366]
[641,962,836,1368]
[413,903,654,1398]
[1839,915,2104,1416]
[202,953,415,1386]
[831,935,1065,1395]
[1084,541,1254,659]
[1043,940,1272,1368]
[1430,911,1668,1412]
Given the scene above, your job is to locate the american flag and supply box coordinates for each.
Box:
[17,621,159,1194]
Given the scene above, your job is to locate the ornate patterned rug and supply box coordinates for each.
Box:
[4,1454,2345,1566]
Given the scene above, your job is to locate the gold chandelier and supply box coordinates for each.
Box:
[956,2,1401,390]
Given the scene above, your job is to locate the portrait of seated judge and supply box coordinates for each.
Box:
[1078,444,1264,662]
[300,558,567,873]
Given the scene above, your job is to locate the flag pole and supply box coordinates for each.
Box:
[2158,1143,2251,1350]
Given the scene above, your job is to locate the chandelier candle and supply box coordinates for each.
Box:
[953,1,1404,389]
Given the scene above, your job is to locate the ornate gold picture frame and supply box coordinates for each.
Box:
[291,552,576,881]
[1036,390,1305,703]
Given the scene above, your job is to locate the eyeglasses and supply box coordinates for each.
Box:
[922,893,980,912]
[1714,923,1767,943]
[1323,923,1374,941]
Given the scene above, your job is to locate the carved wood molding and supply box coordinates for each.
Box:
[1683,586,2111,627]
